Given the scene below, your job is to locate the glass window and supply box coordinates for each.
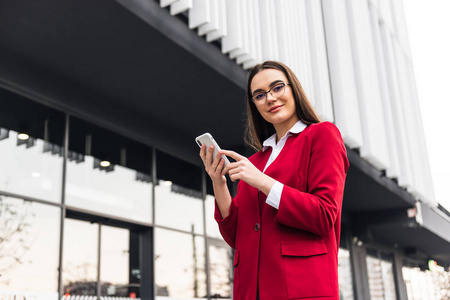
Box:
[338,248,354,300]
[366,255,397,300]
[0,196,60,298]
[62,218,99,296]
[205,194,221,239]
[66,117,153,223]
[0,89,65,203]
[209,243,232,299]
[155,228,206,299]
[402,265,449,300]
[155,181,204,234]
[100,225,132,297]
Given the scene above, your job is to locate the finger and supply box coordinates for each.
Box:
[199,144,206,159]
[205,145,214,164]
[219,150,245,161]
[222,161,239,174]
[229,173,238,182]
[211,152,222,172]
[216,158,225,174]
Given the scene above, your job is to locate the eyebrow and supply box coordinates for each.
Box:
[252,80,284,95]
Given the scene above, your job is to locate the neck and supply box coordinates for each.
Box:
[273,118,299,143]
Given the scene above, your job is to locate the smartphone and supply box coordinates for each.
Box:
[195,133,230,167]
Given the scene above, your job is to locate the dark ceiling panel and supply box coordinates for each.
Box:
[0,0,247,156]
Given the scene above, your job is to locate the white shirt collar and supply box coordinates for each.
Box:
[262,120,308,151]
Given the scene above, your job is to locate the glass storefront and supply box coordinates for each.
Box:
[155,182,203,234]
[155,227,207,299]
[205,194,222,239]
[366,252,397,300]
[403,264,450,300]
[62,219,99,296]
[0,89,235,299]
[0,89,65,203]
[338,248,354,300]
[66,116,153,224]
[62,219,135,298]
[208,241,232,299]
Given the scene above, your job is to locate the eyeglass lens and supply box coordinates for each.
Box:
[253,83,286,102]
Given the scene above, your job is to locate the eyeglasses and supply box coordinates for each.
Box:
[251,82,290,104]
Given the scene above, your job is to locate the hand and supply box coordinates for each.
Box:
[220,150,276,194]
[199,144,227,185]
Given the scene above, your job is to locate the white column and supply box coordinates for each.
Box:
[305,0,334,122]
[321,0,363,148]
[346,0,390,170]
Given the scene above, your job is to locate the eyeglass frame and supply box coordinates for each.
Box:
[251,82,291,104]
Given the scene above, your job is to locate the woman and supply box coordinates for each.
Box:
[199,61,349,300]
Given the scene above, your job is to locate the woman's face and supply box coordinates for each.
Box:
[250,69,299,129]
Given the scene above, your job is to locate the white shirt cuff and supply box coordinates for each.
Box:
[265,181,283,210]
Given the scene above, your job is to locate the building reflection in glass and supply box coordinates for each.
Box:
[0,196,60,296]
[209,244,232,299]
[100,225,130,296]
[155,182,203,234]
[366,255,397,300]
[205,194,222,239]
[338,248,354,300]
[62,219,99,296]
[155,227,206,298]
[0,89,65,204]
[66,116,153,224]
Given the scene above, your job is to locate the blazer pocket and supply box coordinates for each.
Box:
[233,250,240,297]
[281,240,333,299]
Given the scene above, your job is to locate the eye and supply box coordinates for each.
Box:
[272,84,284,93]
[253,93,265,101]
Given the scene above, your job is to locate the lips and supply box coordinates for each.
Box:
[268,105,283,112]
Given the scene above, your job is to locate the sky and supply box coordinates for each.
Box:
[403,1,450,211]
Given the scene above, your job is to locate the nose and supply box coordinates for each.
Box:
[266,92,277,102]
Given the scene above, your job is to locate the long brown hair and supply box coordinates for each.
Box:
[244,61,321,151]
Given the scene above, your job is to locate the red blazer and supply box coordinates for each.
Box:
[215,122,349,300]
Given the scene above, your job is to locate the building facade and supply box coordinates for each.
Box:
[0,0,449,299]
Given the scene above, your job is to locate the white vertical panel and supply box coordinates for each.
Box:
[290,0,314,105]
[160,0,177,8]
[281,0,293,67]
[237,0,256,66]
[198,0,218,36]
[380,23,413,189]
[390,0,412,59]
[221,0,242,54]
[229,1,251,61]
[407,59,438,207]
[268,0,279,61]
[304,0,333,122]
[378,0,395,31]
[290,0,301,72]
[206,0,227,42]
[394,43,421,195]
[404,59,436,205]
[321,0,363,148]
[346,0,390,170]
[243,0,262,69]
[368,0,380,8]
[286,0,296,67]
[258,0,278,61]
[368,3,400,179]
[395,45,436,205]
[170,0,192,15]
[274,0,290,63]
[188,0,209,29]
